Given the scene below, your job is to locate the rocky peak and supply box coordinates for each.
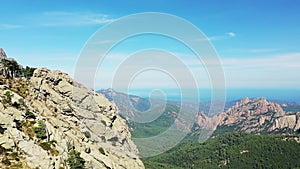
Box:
[226,97,285,118]
[0,67,144,168]
[0,48,7,58]
[98,88,118,101]
[195,97,300,136]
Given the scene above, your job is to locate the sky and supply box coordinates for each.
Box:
[0,0,300,100]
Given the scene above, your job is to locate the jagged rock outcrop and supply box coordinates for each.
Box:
[0,67,144,168]
[270,112,300,132]
[195,97,300,136]
[0,48,7,58]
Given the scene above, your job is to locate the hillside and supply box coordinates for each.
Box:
[98,89,187,138]
[0,53,144,168]
[143,132,300,169]
[128,104,179,138]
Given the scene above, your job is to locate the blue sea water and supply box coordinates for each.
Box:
[126,88,300,103]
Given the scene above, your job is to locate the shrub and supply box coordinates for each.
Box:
[1,91,13,105]
[33,120,47,139]
[39,141,59,156]
[83,131,91,138]
[18,98,24,106]
[98,147,105,155]
[39,142,52,151]
[67,150,85,169]
[25,110,36,119]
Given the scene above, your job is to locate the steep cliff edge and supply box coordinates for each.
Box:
[0,64,144,168]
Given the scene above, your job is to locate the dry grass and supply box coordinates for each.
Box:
[21,120,36,139]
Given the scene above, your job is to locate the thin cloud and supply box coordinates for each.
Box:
[227,32,236,37]
[247,48,279,53]
[221,53,300,87]
[223,52,300,68]
[0,24,23,30]
[81,49,300,89]
[196,32,236,41]
[226,48,280,54]
[37,11,115,27]
[90,40,116,45]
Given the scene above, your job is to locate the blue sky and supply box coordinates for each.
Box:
[1,0,300,93]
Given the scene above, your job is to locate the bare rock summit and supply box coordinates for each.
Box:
[0,48,7,58]
[0,65,144,168]
[195,97,300,136]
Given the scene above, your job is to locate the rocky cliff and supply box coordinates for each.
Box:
[195,97,300,136]
[0,62,144,168]
[0,48,7,58]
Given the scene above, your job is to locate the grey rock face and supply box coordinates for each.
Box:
[0,67,144,169]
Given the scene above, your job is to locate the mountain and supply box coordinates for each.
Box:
[99,89,300,139]
[98,88,151,117]
[97,89,191,138]
[272,100,300,112]
[194,97,300,137]
[0,53,144,168]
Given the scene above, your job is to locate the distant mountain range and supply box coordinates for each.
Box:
[194,97,300,138]
[98,88,300,168]
[98,88,300,138]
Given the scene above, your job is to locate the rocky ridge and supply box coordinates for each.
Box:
[195,97,300,135]
[0,54,144,168]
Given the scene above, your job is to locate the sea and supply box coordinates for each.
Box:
[126,88,300,103]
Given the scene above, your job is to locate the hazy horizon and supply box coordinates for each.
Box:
[102,87,300,103]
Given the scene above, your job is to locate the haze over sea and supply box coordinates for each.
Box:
[126,88,300,103]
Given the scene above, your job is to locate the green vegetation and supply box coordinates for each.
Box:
[130,96,151,111]
[4,91,12,103]
[130,104,179,138]
[98,147,105,155]
[211,124,238,136]
[0,145,27,169]
[1,91,13,107]
[67,150,85,169]
[22,66,36,78]
[18,98,24,106]
[0,59,20,78]
[1,58,36,78]
[33,120,47,139]
[25,110,36,119]
[143,132,300,169]
[83,131,91,138]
